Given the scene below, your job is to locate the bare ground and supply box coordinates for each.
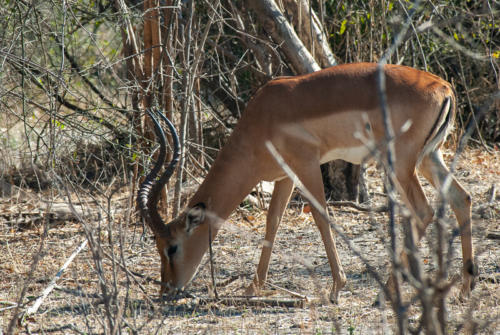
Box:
[1,148,499,334]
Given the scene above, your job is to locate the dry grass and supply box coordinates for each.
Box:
[1,148,499,334]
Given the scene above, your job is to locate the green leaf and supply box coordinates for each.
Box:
[53,119,65,130]
[339,19,347,35]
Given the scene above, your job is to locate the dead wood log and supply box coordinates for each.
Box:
[199,296,309,308]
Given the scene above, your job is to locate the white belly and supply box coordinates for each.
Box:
[320,145,370,165]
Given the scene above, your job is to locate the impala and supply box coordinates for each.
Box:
[138,63,475,303]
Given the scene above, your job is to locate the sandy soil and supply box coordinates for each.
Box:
[1,148,498,334]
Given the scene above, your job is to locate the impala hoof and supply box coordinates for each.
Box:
[459,259,478,301]
[329,290,340,304]
[459,277,476,301]
[244,282,259,296]
[329,275,347,304]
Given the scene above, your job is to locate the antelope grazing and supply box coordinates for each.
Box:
[138,63,475,303]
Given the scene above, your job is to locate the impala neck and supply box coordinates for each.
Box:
[187,127,260,227]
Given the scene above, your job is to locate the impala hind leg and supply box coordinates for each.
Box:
[384,164,436,299]
[418,150,475,297]
[245,178,295,296]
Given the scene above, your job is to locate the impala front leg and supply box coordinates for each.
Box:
[288,154,347,303]
[310,205,347,303]
[245,178,295,296]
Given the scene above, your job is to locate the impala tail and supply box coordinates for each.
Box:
[418,94,456,165]
[137,109,180,237]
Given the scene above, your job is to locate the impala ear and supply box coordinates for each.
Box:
[185,203,206,233]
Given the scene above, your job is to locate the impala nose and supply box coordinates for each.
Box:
[160,282,178,298]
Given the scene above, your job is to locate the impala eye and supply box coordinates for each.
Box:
[167,245,178,257]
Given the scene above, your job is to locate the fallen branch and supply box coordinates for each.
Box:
[199,296,309,308]
[289,200,388,212]
[478,274,499,284]
[1,202,98,225]
[486,231,500,240]
[0,301,18,312]
[214,274,241,288]
[329,200,388,213]
[20,238,88,323]
[264,281,310,300]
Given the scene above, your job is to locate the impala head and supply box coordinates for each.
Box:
[154,203,208,295]
[137,109,208,296]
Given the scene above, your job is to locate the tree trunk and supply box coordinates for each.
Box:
[281,0,337,68]
[321,161,365,202]
[247,0,320,74]
[248,0,363,202]
[281,0,362,201]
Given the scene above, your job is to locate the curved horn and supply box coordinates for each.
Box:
[137,109,180,236]
[150,108,180,200]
